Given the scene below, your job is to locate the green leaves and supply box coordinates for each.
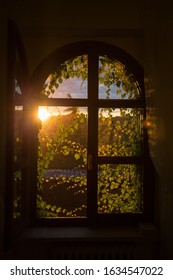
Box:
[110,181,119,190]
[63,149,69,156]
[41,54,139,100]
[74,153,80,160]
[36,54,142,218]
[41,55,88,98]
[98,55,139,100]
[97,164,142,214]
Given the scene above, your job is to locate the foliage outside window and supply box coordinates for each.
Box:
[35,51,145,220]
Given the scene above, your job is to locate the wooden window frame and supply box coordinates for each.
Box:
[28,41,155,227]
[5,19,29,247]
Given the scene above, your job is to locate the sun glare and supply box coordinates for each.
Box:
[38,107,51,122]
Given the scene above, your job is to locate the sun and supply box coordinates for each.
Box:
[38,107,51,122]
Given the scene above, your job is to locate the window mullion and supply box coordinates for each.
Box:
[87,52,99,221]
[98,156,144,164]
[98,99,144,108]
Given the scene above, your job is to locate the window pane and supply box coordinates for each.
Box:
[14,106,23,162]
[41,55,88,99]
[15,79,22,96]
[98,108,143,156]
[98,55,140,99]
[13,82,24,220]
[37,106,88,218]
[13,171,22,219]
[97,164,143,214]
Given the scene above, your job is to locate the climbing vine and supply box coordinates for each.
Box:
[13,54,143,218]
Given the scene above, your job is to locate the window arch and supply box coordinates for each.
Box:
[30,41,154,225]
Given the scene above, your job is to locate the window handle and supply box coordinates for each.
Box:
[88,154,92,171]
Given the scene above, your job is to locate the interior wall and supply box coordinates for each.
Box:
[140,0,173,258]
[7,0,143,74]
[23,34,144,75]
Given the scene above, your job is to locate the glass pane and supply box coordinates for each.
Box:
[99,55,140,99]
[41,55,88,99]
[37,106,88,218]
[14,106,23,162]
[15,79,22,95]
[13,82,23,219]
[13,171,22,219]
[97,164,143,214]
[98,108,143,156]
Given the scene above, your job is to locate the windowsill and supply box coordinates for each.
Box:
[20,223,159,242]
[6,223,160,259]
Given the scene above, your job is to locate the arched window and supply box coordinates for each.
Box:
[30,41,154,225]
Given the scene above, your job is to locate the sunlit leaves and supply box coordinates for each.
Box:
[37,107,143,217]
[98,108,143,157]
[37,110,143,217]
[36,53,143,218]
[74,153,80,160]
[41,54,140,100]
[37,174,87,218]
[97,164,142,214]
[41,55,88,98]
[37,109,88,217]
[13,172,22,218]
[99,55,140,99]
